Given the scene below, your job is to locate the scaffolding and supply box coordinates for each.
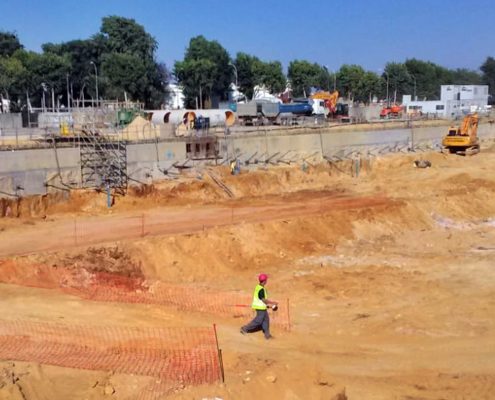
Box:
[79,127,128,195]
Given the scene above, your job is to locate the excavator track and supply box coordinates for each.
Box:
[463,145,480,156]
[447,144,480,156]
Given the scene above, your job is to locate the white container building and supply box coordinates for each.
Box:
[403,85,489,118]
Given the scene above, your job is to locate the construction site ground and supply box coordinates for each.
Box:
[1,146,495,399]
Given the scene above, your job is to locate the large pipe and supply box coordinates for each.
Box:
[149,110,196,126]
[193,109,236,127]
[148,109,235,127]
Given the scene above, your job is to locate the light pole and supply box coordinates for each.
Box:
[89,61,98,108]
[41,83,47,112]
[411,74,417,101]
[382,70,390,106]
[228,62,238,103]
[229,62,238,87]
[66,73,71,111]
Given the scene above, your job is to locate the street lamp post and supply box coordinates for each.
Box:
[66,73,71,111]
[228,62,238,103]
[384,71,390,106]
[229,62,238,87]
[411,74,417,101]
[90,61,98,108]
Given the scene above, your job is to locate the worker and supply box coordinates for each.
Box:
[240,273,278,339]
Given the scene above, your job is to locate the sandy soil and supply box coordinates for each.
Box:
[1,146,495,399]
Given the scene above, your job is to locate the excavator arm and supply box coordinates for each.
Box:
[311,91,339,114]
[460,113,479,138]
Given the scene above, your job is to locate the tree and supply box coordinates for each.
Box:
[146,62,169,109]
[357,71,382,103]
[43,39,105,103]
[450,68,481,85]
[98,16,157,60]
[30,52,71,93]
[234,52,286,100]
[0,49,71,109]
[175,58,216,108]
[253,60,286,94]
[101,53,147,101]
[174,36,231,108]
[383,62,411,103]
[403,58,471,100]
[0,56,25,99]
[288,60,329,97]
[336,64,365,101]
[42,16,167,108]
[0,31,23,58]
[480,56,495,99]
[8,50,40,100]
[234,52,258,99]
[335,65,381,103]
[315,68,334,92]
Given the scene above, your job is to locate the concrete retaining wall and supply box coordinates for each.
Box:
[126,140,187,184]
[1,123,494,198]
[0,147,80,196]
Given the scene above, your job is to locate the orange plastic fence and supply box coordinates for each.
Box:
[0,319,221,398]
[0,194,392,258]
[0,263,291,330]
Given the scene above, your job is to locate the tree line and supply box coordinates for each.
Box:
[0,16,167,111]
[1,16,494,112]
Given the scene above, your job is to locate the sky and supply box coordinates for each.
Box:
[1,0,494,73]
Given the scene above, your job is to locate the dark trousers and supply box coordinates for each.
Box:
[242,309,270,338]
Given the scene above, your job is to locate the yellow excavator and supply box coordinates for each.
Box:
[442,113,480,155]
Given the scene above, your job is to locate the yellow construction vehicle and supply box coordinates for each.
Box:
[442,113,480,155]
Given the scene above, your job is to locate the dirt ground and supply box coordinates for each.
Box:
[1,146,495,399]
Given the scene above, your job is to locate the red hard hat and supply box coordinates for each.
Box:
[258,273,268,282]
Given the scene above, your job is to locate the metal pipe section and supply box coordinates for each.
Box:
[149,110,196,126]
[195,109,236,127]
[147,109,235,139]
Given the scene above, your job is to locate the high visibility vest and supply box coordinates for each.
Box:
[252,284,268,310]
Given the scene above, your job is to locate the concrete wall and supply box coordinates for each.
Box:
[0,147,80,196]
[0,113,22,131]
[349,104,382,122]
[1,123,495,198]
[126,140,187,183]
[220,124,468,163]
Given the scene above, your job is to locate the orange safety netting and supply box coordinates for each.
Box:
[0,319,221,398]
[0,262,291,330]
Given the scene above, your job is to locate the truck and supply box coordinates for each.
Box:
[236,101,280,125]
[279,102,313,116]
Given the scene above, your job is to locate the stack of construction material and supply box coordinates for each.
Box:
[121,116,160,141]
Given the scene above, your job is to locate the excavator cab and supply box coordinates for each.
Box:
[447,127,459,136]
[442,113,480,155]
